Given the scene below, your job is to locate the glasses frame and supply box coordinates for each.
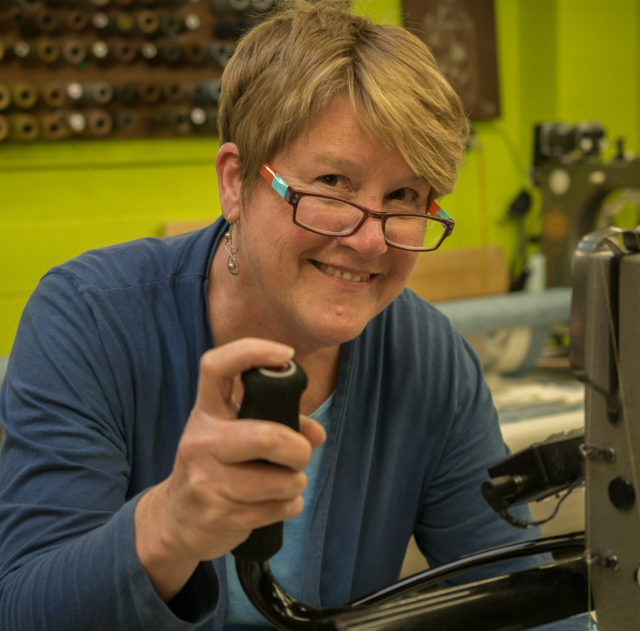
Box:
[258,163,455,252]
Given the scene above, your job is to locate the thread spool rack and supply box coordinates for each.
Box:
[0,0,270,141]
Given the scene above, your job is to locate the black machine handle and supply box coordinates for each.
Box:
[232,361,308,561]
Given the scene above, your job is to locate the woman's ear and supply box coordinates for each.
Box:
[216,142,242,223]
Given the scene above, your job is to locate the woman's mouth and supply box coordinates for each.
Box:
[313,261,374,283]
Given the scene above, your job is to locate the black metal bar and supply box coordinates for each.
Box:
[349,531,585,608]
[236,533,588,631]
[331,558,588,631]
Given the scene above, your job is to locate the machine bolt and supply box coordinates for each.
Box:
[609,476,636,511]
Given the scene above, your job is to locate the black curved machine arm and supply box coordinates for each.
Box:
[235,554,587,631]
[232,362,590,630]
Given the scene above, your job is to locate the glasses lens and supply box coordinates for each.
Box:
[295,195,447,251]
[385,215,446,250]
[296,196,363,234]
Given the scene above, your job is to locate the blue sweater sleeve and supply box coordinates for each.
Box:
[0,270,218,630]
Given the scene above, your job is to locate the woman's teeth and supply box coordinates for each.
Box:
[315,262,371,283]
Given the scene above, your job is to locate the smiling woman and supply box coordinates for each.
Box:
[212,99,429,361]
[0,2,590,630]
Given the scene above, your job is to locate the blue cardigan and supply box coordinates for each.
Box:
[0,218,588,629]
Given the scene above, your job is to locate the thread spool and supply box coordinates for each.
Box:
[192,79,221,104]
[66,111,86,134]
[67,10,89,31]
[170,108,192,134]
[183,41,206,65]
[8,112,39,140]
[86,108,113,137]
[41,82,67,107]
[0,8,23,34]
[13,40,32,63]
[88,82,114,105]
[140,42,159,64]
[115,110,138,133]
[139,82,162,104]
[137,10,160,36]
[184,13,201,32]
[209,41,235,68]
[92,12,116,35]
[11,82,38,109]
[91,40,114,64]
[112,39,137,63]
[115,11,135,36]
[190,106,218,131]
[41,112,70,141]
[159,14,181,37]
[62,39,87,65]
[114,83,137,104]
[34,9,59,35]
[159,43,182,65]
[163,82,184,102]
[152,108,191,134]
[35,37,60,64]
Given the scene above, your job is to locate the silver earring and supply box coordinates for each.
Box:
[224,224,239,276]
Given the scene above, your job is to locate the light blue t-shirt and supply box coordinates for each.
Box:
[225,394,334,629]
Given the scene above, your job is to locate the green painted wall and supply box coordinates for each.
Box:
[1,0,639,354]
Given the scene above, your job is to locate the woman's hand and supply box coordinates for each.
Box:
[134,338,326,601]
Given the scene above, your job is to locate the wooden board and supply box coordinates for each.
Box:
[407,245,508,302]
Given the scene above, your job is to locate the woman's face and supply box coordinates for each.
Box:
[228,98,431,351]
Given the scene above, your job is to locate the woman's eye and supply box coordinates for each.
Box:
[388,188,417,202]
[319,174,341,187]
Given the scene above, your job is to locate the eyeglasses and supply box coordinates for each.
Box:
[258,163,455,252]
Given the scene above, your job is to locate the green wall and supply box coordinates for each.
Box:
[449,0,639,261]
[1,0,639,354]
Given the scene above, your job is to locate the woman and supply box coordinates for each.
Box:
[0,1,589,629]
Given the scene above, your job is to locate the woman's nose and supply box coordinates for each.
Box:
[337,215,388,257]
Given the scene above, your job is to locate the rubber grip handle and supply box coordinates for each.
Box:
[231,361,307,561]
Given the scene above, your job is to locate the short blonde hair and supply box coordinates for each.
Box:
[218,0,469,200]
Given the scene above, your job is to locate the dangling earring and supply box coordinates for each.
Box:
[224,223,239,276]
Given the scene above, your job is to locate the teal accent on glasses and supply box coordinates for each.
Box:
[271,173,289,198]
[435,206,453,222]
